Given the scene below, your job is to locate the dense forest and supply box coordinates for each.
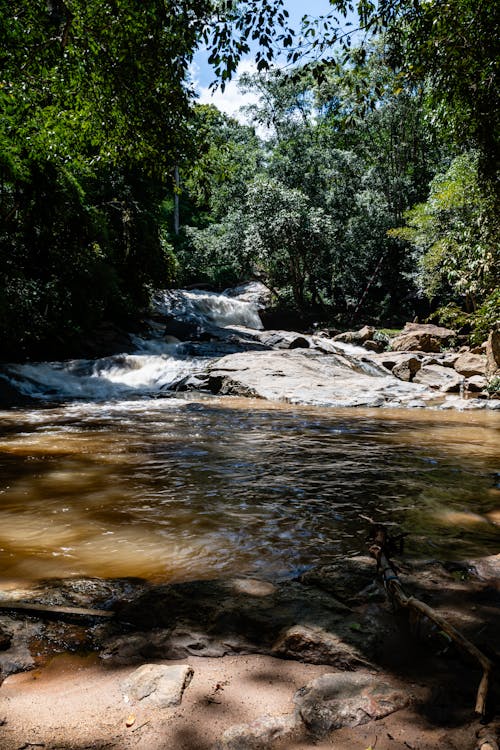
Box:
[1,0,498,361]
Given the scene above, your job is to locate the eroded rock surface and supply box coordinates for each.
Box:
[294,672,409,738]
[207,349,437,408]
[121,663,193,708]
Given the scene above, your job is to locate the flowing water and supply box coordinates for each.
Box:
[0,287,499,586]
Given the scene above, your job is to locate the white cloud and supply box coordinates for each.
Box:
[194,59,262,126]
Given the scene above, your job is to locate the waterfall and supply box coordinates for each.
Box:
[153,288,264,330]
[0,286,265,402]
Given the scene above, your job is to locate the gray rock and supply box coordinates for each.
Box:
[261,332,310,350]
[413,364,464,392]
[392,356,422,382]
[466,375,487,392]
[0,642,34,677]
[334,326,375,344]
[299,556,375,604]
[206,350,433,408]
[272,625,365,669]
[454,352,487,377]
[421,356,440,367]
[294,672,409,739]
[122,663,193,708]
[215,714,298,750]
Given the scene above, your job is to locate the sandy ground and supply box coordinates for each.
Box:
[0,650,486,750]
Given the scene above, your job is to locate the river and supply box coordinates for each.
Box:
[0,288,498,587]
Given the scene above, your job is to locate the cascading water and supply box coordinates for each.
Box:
[0,286,265,402]
[153,288,265,330]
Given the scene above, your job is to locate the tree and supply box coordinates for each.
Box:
[390,152,499,313]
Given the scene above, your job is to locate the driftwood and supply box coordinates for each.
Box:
[0,600,114,619]
[366,522,493,718]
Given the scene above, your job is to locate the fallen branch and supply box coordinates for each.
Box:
[0,601,114,619]
[367,523,493,718]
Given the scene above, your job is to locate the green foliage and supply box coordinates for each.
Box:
[391,152,499,311]
[471,291,500,345]
[486,376,500,396]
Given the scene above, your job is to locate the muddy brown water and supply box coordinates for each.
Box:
[0,396,498,587]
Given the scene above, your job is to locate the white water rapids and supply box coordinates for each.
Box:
[1,286,266,401]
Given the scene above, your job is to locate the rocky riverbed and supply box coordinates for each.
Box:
[0,551,498,749]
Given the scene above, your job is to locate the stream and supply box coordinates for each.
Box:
[0,288,499,587]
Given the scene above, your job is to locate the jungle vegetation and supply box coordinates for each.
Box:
[1,0,498,359]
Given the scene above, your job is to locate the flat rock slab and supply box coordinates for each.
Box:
[215,713,298,750]
[121,663,193,708]
[207,349,435,408]
[294,672,409,738]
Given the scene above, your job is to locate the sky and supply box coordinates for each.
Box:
[191,0,353,122]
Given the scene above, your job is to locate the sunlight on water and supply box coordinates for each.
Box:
[0,398,498,585]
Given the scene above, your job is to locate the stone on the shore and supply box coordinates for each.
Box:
[453,352,487,377]
[121,663,193,708]
[294,672,409,739]
[334,326,375,344]
[215,713,298,750]
[0,642,34,677]
[466,375,487,392]
[299,556,375,604]
[392,356,422,382]
[272,624,363,669]
[391,323,455,353]
[413,364,463,392]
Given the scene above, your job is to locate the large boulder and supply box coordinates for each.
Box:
[453,352,487,377]
[206,349,435,408]
[413,364,463,392]
[391,323,455,353]
[392,356,422,382]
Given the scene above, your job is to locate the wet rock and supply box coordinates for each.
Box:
[260,332,310,350]
[272,625,365,669]
[122,663,193,708]
[454,352,487,377]
[413,364,464,392]
[215,714,298,750]
[392,356,422,382]
[223,281,273,311]
[294,672,409,739]
[206,350,433,408]
[163,315,206,341]
[334,326,375,344]
[0,628,12,651]
[0,642,34,677]
[0,377,36,407]
[299,556,375,605]
[469,554,500,586]
[486,330,500,375]
[363,339,385,353]
[466,375,487,392]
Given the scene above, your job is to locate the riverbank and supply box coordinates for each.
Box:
[0,552,498,749]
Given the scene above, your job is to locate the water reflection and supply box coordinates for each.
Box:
[0,398,498,584]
